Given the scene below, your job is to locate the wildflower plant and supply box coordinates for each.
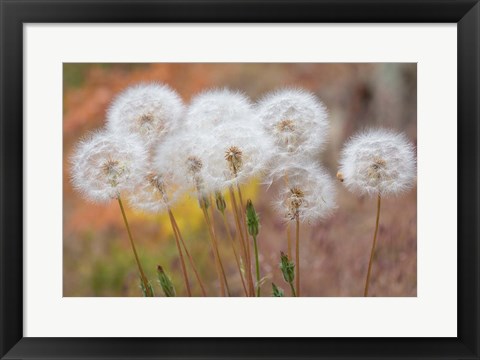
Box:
[338,128,417,296]
[69,80,415,298]
[70,130,153,296]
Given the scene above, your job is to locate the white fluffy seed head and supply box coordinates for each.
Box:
[70,130,147,203]
[338,128,417,197]
[256,88,329,159]
[154,120,273,197]
[202,121,274,192]
[154,131,210,198]
[185,88,254,129]
[128,165,184,214]
[106,83,185,149]
[274,163,337,224]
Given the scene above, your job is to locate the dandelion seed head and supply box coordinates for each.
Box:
[200,120,274,192]
[154,132,210,197]
[107,83,185,148]
[338,128,416,196]
[185,88,254,129]
[128,167,184,214]
[256,88,329,157]
[70,130,147,203]
[273,164,337,223]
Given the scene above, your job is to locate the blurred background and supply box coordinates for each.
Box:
[63,63,417,297]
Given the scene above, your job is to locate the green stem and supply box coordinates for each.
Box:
[117,196,152,297]
[289,282,297,297]
[252,234,261,297]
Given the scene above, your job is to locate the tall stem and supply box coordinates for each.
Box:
[287,222,292,259]
[289,282,297,297]
[237,183,254,296]
[228,186,254,296]
[200,201,226,296]
[252,234,261,297]
[295,215,301,297]
[117,196,152,296]
[169,210,207,296]
[222,212,248,296]
[364,194,382,297]
[284,172,292,259]
[167,210,192,297]
[209,200,231,296]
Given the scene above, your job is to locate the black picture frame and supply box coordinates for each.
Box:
[1,1,479,359]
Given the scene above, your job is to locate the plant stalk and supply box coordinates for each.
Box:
[208,199,231,296]
[222,212,248,296]
[228,186,254,296]
[167,210,192,297]
[252,234,261,297]
[364,194,382,297]
[295,214,301,297]
[200,200,226,296]
[117,196,152,297]
[169,210,207,296]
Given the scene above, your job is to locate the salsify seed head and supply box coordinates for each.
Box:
[70,130,147,203]
[273,163,337,224]
[128,166,184,214]
[256,88,329,159]
[185,88,254,129]
[106,83,185,149]
[338,128,416,197]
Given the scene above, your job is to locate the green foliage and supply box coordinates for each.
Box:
[157,266,176,297]
[280,251,295,284]
[246,199,260,237]
[272,283,284,297]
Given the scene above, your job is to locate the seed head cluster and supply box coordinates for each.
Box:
[70,82,416,226]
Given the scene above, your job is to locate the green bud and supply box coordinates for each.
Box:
[140,279,155,297]
[198,196,210,210]
[215,191,227,214]
[246,199,260,237]
[280,251,295,284]
[272,283,284,297]
[157,265,176,297]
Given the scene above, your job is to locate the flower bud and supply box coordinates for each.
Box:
[215,191,227,214]
[272,283,284,297]
[141,279,155,297]
[280,251,295,284]
[246,199,260,237]
[157,265,176,297]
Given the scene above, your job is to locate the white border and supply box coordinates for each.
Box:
[24,24,457,337]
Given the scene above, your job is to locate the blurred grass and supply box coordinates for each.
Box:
[63,63,416,297]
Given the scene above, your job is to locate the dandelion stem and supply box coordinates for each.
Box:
[236,184,252,270]
[252,234,261,297]
[284,171,292,259]
[364,194,381,297]
[167,210,192,297]
[200,200,226,296]
[235,185,255,296]
[209,199,231,296]
[287,222,292,259]
[289,282,297,297]
[169,210,207,296]
[117,196,152,297]
[222,212,248,296]
[228,186,254,296]
[295,214,301,297]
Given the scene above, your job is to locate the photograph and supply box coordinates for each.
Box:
[63,63,417,297]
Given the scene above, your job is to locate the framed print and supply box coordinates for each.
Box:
[1,0,479,359]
